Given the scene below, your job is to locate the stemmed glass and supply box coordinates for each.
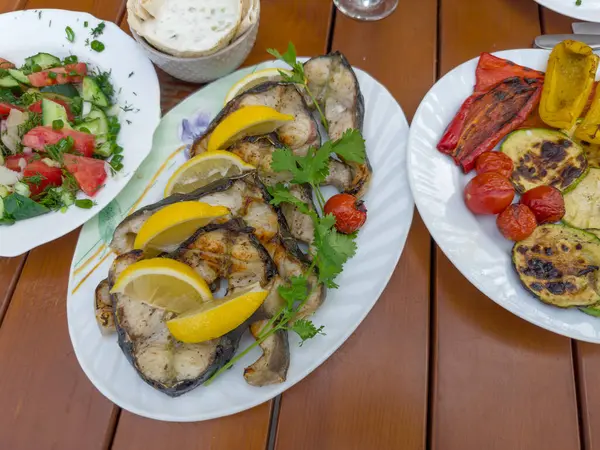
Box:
[333,0,399,21]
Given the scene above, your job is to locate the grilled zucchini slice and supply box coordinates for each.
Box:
[576,140,600,168]
[512,224,600,307]
[563,167,600,231]
[501,128,588,193]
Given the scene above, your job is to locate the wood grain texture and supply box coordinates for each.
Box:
[112,2,333,447]
[112,403,273,450]
[0,232,118,450]
[0,254,26,324]
[0,0,25,13]
[432,1,580,449]
[541,10,600,450]
[274,5,436,449]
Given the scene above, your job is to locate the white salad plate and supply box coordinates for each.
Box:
[409,48,600,343]
[66,59,414,421]
[535,0,600,22]
[0,9,160,257]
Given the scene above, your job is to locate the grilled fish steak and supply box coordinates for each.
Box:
[304,52,372,198]
[244,320,290,386]
[191,82,321,157]
[109,250,250,397]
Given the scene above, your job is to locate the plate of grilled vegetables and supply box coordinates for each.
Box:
[409,42,600,343]
[67,43,413,421]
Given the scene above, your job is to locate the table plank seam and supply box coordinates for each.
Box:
[104,406,122,450]
[266,395,281,450]
[0,253,28,328]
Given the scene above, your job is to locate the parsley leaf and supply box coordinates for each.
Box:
[332,129,366,164]
[271,146,330,185]
[315,227,358,288]
[267,184,313,216]
[278,275,309,310]
[90,22,106,38]
[288,319,325,345]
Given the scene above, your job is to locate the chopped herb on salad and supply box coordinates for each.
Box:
[0,51,124,225]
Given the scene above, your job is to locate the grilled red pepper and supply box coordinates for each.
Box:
[452,77,542,172]
[475,52,545,94]
[437,94,478,154]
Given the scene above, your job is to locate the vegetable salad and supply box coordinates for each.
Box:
[0,51,123,225]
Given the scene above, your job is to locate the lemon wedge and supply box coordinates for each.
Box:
[207,105,294,152]
[134,202,229,255]
[166,283,268,343]
[110,258,213,314]
[224,68,294,104]
[164,151,255,197]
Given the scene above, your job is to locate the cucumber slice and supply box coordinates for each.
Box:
[95,141,115,157]
[40,84,80,98]
[7,69,30,86]
[563,167,600,230]
[25,52,61,70]
[74,118,100,135]
[580,305,600,317]
[501,128,588,193]
[0,75,20,89]
[512,224,600,307]
[42,98,70,128]
[82,76,109,107]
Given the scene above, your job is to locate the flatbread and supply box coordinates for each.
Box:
[234,0,260,41]
[128,0,243,58]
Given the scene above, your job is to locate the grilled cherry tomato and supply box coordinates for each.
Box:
[324,193,367,234]
[497,204,538,241]
[475,151,514,178]
[464,172,515,215]
[519,185,565,224]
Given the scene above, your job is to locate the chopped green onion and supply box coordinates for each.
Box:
[111,154,124,164]
[31,64,42,73]
[75,199,94,209]
[52,119,64,130]
[78,127,91,134]
[48,71,57,80]
[90,40,105,52]
[65,26,75,42]
[84,21,89,27]
[63,55,78,65]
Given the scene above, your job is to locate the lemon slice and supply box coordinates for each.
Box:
[207,105,294,152]
[167,283,268,343]
[134,201,229,255]
[224,68,294,104]
[164,151,255,197]
[110,258,213,314]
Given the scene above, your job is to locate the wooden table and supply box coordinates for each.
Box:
[0,1,595,449]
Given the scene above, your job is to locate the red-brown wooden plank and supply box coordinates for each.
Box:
[0,254,26,323]
[111,2,334,448]
[432,1,580,449]
[274,4,436,449]
[541,9,600,450]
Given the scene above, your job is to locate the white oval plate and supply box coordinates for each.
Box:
[409,48,600,343]
[536,0,600,23]
[0,9,160,257]
[66,59,413,421]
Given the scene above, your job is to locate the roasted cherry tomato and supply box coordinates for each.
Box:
[519,185,565,224]
[464,172,515,215]
[324,193,367,234]
[475,151,514,178]
[496,204,538,241]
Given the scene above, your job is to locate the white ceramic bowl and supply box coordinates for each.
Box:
[131,18,259,83]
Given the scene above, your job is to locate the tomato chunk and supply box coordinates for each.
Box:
[23,126,95,158]
[27,63,87,87]
[23,161,63,196]
[0,102,23,117]
[29,99,75,122]
[63,154,107,196]
[4,154,36,172]
[0,58,15,69]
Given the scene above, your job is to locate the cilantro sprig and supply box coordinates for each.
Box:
[267,42,329,131]
[205,130,366,383]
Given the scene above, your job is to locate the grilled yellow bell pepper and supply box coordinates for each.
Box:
[575,85,600,144]
[539,40,599,130]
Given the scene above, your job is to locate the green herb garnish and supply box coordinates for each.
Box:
[48,71,57,80]
[52,119,64,130]
[90,40,105,52]
[90,22,106,38]
[75,199,94,209]
[45,136,74,162]
[65,26,75,42]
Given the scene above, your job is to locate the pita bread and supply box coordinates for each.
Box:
[128,0,244,58]
[234,0,259,41]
